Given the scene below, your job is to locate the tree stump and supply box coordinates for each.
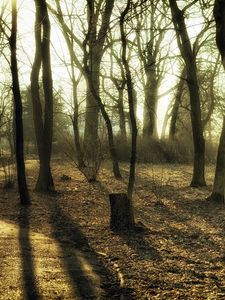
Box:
[109,193,134,231]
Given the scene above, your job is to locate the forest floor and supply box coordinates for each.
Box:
[1,159,225,299]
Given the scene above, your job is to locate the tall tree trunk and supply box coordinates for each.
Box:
[108,0,136,231]
[72,81,85,169]
[31,0,54,192]
[143,72,158,139]
[120,0,137,204]
[83,0,115,157]
[83,58,100,160]
[118,89,127,142]
[161,109,170,139]
[51,0,85,169]
[209,116,225,202]
[169,0,206,187]
[83,0,121,179]
[83,61,122,179]
[9,0,30,205]
[169,67,186,140]
[207,0,225,202]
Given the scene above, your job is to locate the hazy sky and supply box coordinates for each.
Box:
[0,0,220,136]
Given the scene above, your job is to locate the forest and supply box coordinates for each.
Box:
[1,0,225,299]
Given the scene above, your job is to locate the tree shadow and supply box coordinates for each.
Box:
[47,197,134,299]
[119,227,162,262]
[95,180,162,262]
[19,206,41,300]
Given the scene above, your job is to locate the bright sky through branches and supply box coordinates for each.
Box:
[0,0,220,137]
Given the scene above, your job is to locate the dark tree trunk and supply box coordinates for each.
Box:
[31,0,54,192]
[143,72,158,139]
[83,59,100,160]
[71,76,85,169]
[83,63,122,179]
[207,0,225,202]
[169,0,206,187]
[120,0,137,203]
[9,0,30,205]
[208,116,225,203]
[51,0,85,169]
[83,0,115,156]
[118,89,127,142]
[106,1,135,232]
[109,193,134,231]
[83,0,121,179]
[169,67,186,140]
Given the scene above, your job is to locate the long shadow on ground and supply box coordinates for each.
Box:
[19,206,41,300]
[96,180,162,262]
[47,196,134,299]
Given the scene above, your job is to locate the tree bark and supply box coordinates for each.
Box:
[109,193,134,231]
[118,88,127,142]
[83,63,122,179]
[208,116,225,203]
[143,71,158,139]
[84,0,115,154]
[169,0,206,187]
[9,0,30,205]
[51,0,85,169]
[83,0,121,179]
[72,83,85,169]
[207,0,225,202]
[169,67,186,139]
[120,0,137,201]
[31,0,54,192]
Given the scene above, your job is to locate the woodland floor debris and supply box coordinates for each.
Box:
[0,160,225,299]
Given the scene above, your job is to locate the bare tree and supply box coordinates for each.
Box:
[134,1,168,139]
[83,0,122,179]
[9,0,30,204]
[83,0,115,158]
[31,0,54,192]
[169,66,186,139]
[109,0,136,232]
[207,0,225,202]
[101,39,128,143]
[52,0,85,169]
[120,1,137,202]
[169,0,206,187]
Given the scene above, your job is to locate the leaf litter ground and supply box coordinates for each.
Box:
[0,160,225,299]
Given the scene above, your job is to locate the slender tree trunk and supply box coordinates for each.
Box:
[169,67,186,139]
[83,64,122,179]
[83,0,121,179]
[161,109,170,139]
[31,0,54,192]
[72,81,85,168]
[120,0,137,204]
[83,0,115,157]
[118,89,127,142]
[207,0,225,202]
[83,58,100,160]
[208,116,225,202]
[169,0,206,187]
[143,72,158,139]
[51,0,85,169]
[9,0,30,205]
